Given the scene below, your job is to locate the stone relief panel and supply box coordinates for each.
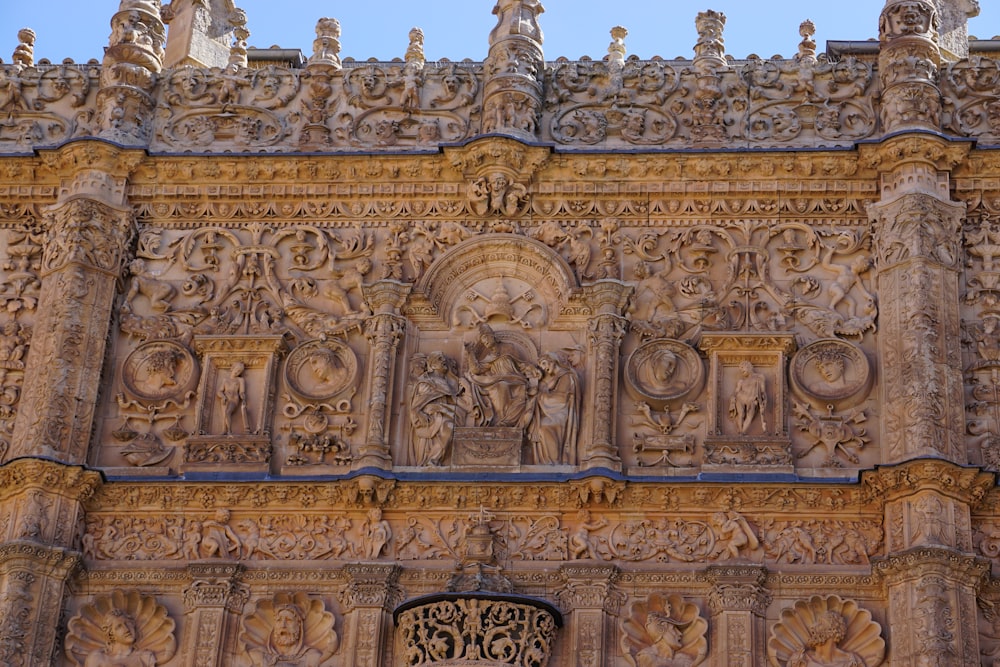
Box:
[239,592,339,667]
[65,590,177,666]
[767,595,885,667]
[620,592,708,667]
[95,223,373,475]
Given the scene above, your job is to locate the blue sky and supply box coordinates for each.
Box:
[2,1,998,64]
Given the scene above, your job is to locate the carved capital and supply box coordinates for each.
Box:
[556,564,623,612]
[859,133,970,174]
[704,565,771,616]
[183,563,248,613]
[0,458,102,504]
[445,137,550,184]
[340,563,402,611]
[873,546,989,585]
[361,280,412,316]
[41,198,135,277]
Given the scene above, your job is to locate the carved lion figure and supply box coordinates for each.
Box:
[621,592,708,667]
[767,595,885,667]
[64,590,176,667]
[240,592,339,667]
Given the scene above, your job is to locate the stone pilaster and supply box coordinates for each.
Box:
[339,563,402,667]
[358,281,411,470]
[0,458,99,666]
[705,566,771,667]
[583,281,631,471]
[11,142,143,463]
[555,565,623,667]
[182,563,249,667]
[875,549,987,665]
[864,135,970,464]
[482,0,545,139]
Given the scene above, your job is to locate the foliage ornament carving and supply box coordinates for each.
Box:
[767,595,884,667]
[239,592,339,667]
[65,590,177,667]
[621,592,708,667]
[394,593,560,667]
[42,198,134,276]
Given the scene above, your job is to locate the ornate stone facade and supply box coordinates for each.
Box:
[0,0,998,665]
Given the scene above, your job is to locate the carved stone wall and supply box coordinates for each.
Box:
[0,0,999,665]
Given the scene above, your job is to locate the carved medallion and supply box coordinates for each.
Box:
[626,339,704,403]
[767,595,885,667]
[790,339,871,405]
[65,590,177,666]
[122,340,198,402]
[284,339,359,402]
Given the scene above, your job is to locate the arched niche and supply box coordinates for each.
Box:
[406,233,582,331]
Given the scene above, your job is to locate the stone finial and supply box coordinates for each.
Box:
[607,26,627,66]
[309,17,342,68]
[797,20,817,63]
[694,9,726,66]
[931,0,980,60]
[405,27,425,67]
[162,0,245,69]
[12,28,35,69]
[105,0,166,73]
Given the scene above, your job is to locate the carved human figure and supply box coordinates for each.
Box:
[729,360,767,434]
[0,321,27,367]
[248,604,323,667]
[200,509,241,559]
[362,508,391,559]
[464,323,536,428]
[307,347,349,394]
[787,611,864,667]
[710,511,759,560]
[324,257,371,315]
[530,352,580,465]
[568,509,607,559]
[85,610,155,667]
[218,362,249,435]
[636,607,685,667]
[409,351,464,466]
[820,247,873,319]
[815,351,846,389]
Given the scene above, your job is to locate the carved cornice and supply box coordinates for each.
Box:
[37,140,146,179]
[859,133,971,172]
[445,136,551,183]
[0,457,102,504]
[860,459,995,508]
[872,547,990,587]
[698,333,797,354]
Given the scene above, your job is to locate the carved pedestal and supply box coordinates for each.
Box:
[182,564,248,667]
[706,566,770,667]
[340,564,401,667]
[699,334,796,472]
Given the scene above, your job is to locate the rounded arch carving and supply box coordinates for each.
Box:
[408,233,580,329]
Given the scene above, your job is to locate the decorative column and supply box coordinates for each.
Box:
[182,564,249,667]
[482,0,545,139]
[0,459,100,666]
[866,460,992,666]
[705,566,771,667]
[583,281,632,471]
[339,564,401,667]
[357,281,411,470]
[555,565,622,667]
[10,142,143,462]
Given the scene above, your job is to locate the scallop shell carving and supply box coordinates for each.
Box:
[240,591,339,665]
[65,590,177,666]
[767,595,884,667]
[621,592,708,667]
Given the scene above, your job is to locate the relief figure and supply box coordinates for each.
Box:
[729,360,767,434]
[408,351,464,466]
[219,362,249,435]
[529,351,580,465]
[787,612,864,667]
[464,323,536,428]
[85,610,155,667]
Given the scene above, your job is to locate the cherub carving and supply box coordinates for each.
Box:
[65,591,177,667]
[768,595,884,667]
[240,592,339,667]
[621,593,708,667]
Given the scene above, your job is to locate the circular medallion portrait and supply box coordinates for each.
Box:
[122,341,198,402]
[285,339,359,401]
[625,339,704,402]
[790,339,871,404]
